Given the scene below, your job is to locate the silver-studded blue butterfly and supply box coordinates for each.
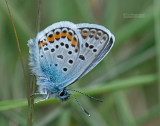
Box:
[28,21,115,104]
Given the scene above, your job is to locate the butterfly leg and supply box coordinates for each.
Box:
[30,93,46,97]
[34,93,49,104]
[30,89,48,98]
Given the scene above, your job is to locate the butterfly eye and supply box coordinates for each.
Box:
[59,90,65,96]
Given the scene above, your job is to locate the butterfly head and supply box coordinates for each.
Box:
[55,87,70,101]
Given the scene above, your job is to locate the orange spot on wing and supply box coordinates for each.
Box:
[42,42,48,46]
[40,42,48,47]
[61,32,67,37]
[71,38,77,47]
[47,36,54,42]
[39,41,47,48]
[67,33,72,40]
[54,33,60,39]
[82,33,87,37]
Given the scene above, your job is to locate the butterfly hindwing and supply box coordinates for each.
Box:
[75,23,115,80]
[59,23,115,87]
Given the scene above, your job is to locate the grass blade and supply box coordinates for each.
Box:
[0,74,157,111]
[115,91,137,126]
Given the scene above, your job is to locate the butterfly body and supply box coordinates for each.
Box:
[28,21,115,101]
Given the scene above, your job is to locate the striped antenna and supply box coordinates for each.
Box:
[71,95,91,117]
[69,89,104,102]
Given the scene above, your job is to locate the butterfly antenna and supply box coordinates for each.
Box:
[71,95,90,117]
[69,89,103,102]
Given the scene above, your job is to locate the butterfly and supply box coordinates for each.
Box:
[28,21,115,105]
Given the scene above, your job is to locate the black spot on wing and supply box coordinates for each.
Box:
[89,45,94,49]
[44,47,49,51]
[68,59,73,64]
[85,42,89,47]
[57,55,63,59]
[51,48,55,52]
[79,55,85,60]
[65,44,69,49]
[56,45,59,49]
[68,51,72,55]
[93,49,97,52]
[63,68,67,72]
[60,42,64,46]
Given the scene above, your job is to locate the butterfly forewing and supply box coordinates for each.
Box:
[29,22,82,84]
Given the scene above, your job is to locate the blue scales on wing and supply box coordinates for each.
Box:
[28,22,82,89]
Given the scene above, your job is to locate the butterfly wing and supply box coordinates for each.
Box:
[75,23,115,80]
[60,23,115,87]
[28,21,115,89]
[28,21,82,86]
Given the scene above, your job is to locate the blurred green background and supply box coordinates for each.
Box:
[0,0,160,126]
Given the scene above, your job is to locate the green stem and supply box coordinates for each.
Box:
[27,76,35,126]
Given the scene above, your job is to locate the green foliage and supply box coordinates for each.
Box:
[0,0,160,125]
